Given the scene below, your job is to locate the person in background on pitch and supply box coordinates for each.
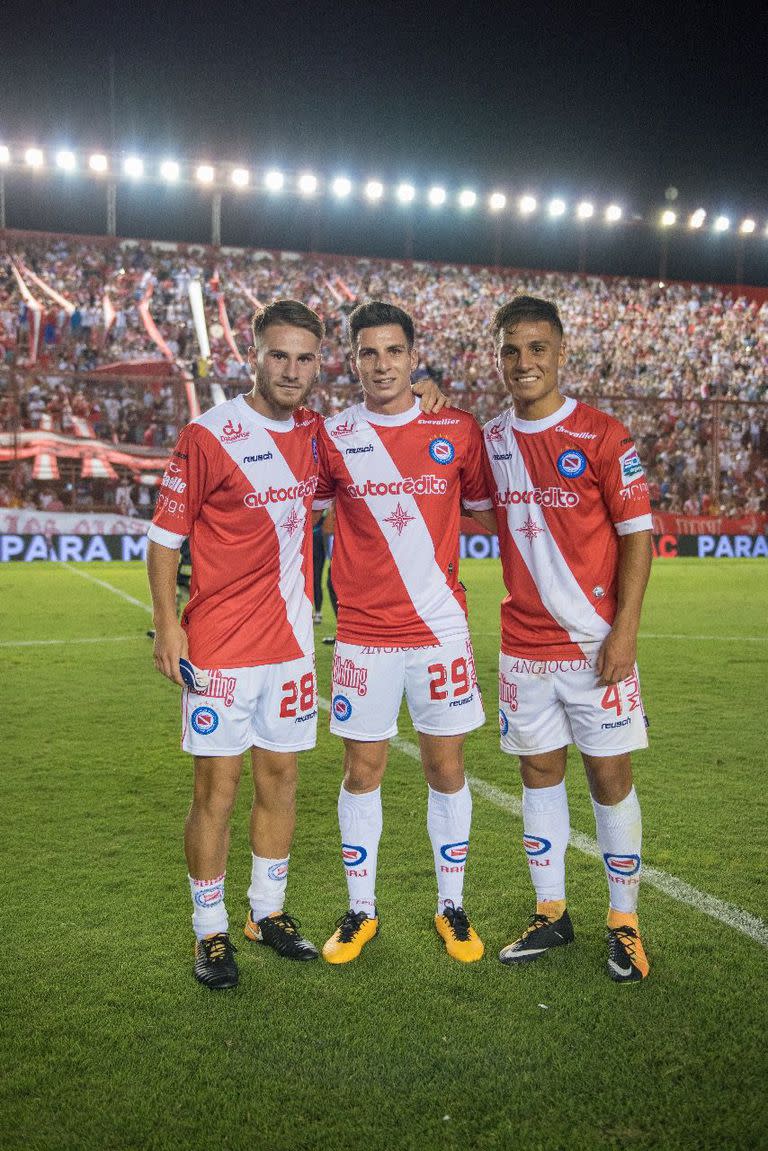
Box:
[147,300,327,990]
[474,294,653,983]
[315,301,490,966]
[312,507,337,628]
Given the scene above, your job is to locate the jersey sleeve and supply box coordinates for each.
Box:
[460,416,493,510]
[312,422,336,509]
[597,422,653,535]
[147,424,214,549]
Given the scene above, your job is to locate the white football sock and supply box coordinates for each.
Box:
[247,854,289,922]
[189,872,228,941]
[592,786,642,914]
[427,783,473,915]
[521,781,569,902]
[338,785,382,917]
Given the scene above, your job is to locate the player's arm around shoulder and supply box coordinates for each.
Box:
[458,410,495,528]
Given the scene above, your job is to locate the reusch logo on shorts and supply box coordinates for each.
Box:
[429,437,455,465]
[603,853,640,876]
[523,836,552,856]
[439,841,469,864]
[191,706,219,735]
[332,693,353,721]
[342,844,367,866]
[267,862,289,881]
[220,419,249,444]
[557,449,587,478]
[498,708,509,736]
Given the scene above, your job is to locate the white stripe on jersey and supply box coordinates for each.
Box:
[216,418,314,658]
[337,419,469,640]
[494,420,610,655]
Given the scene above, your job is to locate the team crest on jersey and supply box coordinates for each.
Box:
[603,853,641,876]
[557,449,587,478]
[330,419,356,438]
[440,841,469,864]
[191,706,219,735]
[523,836,552,856]
[429,437,455,465]
[332,694,353,722]
[619,445,644,485]
[220,419,249,444]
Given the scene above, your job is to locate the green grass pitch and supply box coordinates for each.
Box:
[2,557,767,1150]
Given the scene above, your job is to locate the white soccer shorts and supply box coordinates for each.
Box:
[497,652,649,757]
[329,634,486,741]
[181,656,317,756]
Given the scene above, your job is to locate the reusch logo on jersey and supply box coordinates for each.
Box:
[499,709,509,736]
[332,693,353,722]
[345,444,374,455]
[557,449,587,478]
[346,475,447,499]
[495,487,579,508]
[243,477,318,507]
[330,419,356,437]
[429,437,455,465]
[220,419,250,444]
[161,474,187,493]
[190,706,219,735]
[243,452,273,463]
[603,853,641,876]
[267,862,289,881]
[342,844,367,866]
[619,445,644,485]
[332,655,369,696]
[499,674,518,711]
[523,836,552,856]
[439,841,468,864]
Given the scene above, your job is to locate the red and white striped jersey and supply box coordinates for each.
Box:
[148,394,321,668]
[315,400,490,646]
[483,397,653,659]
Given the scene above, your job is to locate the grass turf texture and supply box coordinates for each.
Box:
[2,558,767,1151]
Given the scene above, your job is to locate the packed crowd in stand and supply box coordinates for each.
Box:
[1,233,767,517]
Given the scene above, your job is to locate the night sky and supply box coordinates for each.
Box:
[3,0,768,282]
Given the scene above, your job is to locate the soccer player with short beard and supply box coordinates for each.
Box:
[475,294,653,983]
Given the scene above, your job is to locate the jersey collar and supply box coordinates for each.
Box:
[235,392,299,433]
[360,399,421,427]
[509,396,576,434]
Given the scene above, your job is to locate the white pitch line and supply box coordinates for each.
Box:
[61,562,153,613]
[0,635,145,648]
[319,696,768,950]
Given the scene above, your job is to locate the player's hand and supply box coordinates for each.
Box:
[595,624,637,687]
[153,619,188,686]
[411,377,453,412]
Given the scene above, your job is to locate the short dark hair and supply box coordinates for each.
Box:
[492,295,563,341]
[347,301,415,349]
[251,299,325,344]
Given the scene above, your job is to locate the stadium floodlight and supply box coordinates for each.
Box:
[489,192,506,211]
[605,204,622,223]
[264,169,284,192]
[576,201,595,220]
[25,148,44,168]
[428,186,447,207]
[396,182,416,204]
[55,150,77,172]
[160,160,180,182]
[88,152,109,173]
[548,198,566,217]
[123,156,144,179]
[660,209,677,227]
[689,208,706,229]
[519,194,537,215]
[196,164,215,184]
[365,180,384,201]
[714,215,730,232]
[0,145,9,165]
[739,218,755,235]
[458,189,477,209]
[331,176,352,198]
[298,172,318,196]
[231,167,249,188]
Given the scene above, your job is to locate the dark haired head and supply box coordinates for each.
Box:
[251,299,325,344]
[491,296,564,341]
[347,301,415,349]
